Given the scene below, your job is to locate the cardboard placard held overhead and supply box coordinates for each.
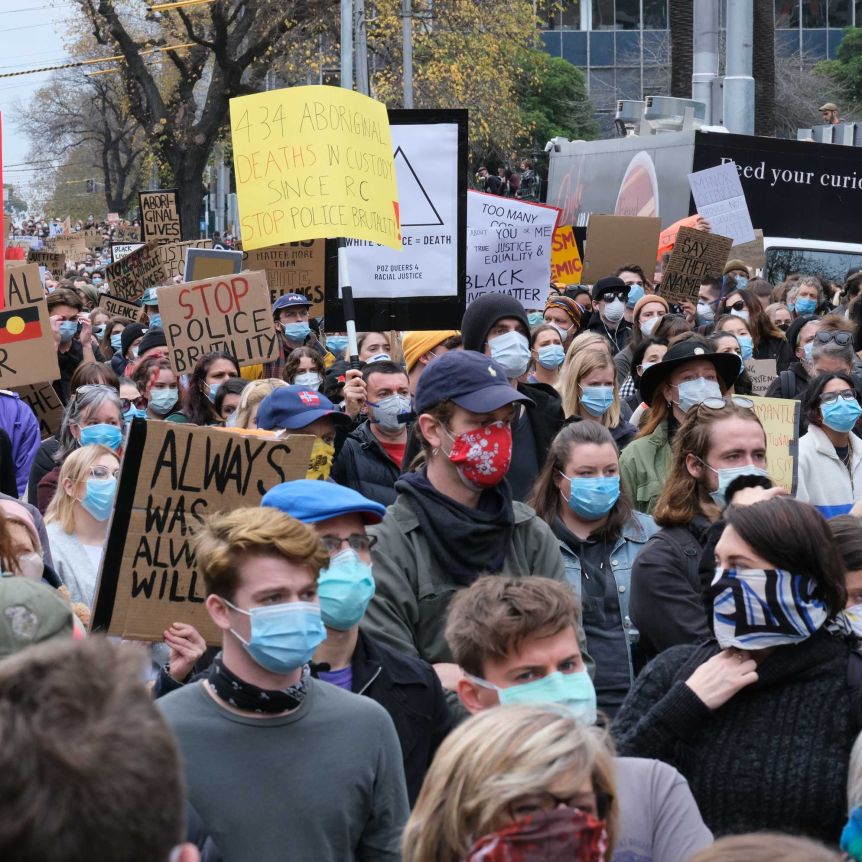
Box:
[159,270,279,373]
[229,85,400,250]
[157,238,213,280]
[749,395,799,494]
[104,241,167,302]
[745,358,778,397]
[183,247,244,283]
[98,293,144,322]
[110,242,144,263]
[91,420,315,643]
[82,228,105,249]
[243,239,325,313]
[0,265,60,388]
[139,189,182,243]
[12,382,63,440]
[581,215,661,285]
[47,234,88,261]
[27,250,65,276]
[550,226,583,285]
[660,226,733,304]
[730,229,766,273]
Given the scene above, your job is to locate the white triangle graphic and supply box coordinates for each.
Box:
[394,146,444,227]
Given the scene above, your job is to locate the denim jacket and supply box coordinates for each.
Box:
[558,510,659,684]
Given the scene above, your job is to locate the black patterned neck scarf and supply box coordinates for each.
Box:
[208,653,310,714]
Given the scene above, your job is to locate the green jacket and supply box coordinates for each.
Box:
[362,495,567,665]
[619,420,672,514]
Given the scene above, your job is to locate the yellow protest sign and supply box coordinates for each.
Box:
[749,395,799,494]
[550,225,582,285]
[229,85,401,251]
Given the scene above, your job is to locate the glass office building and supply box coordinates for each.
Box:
[539,1,853,133]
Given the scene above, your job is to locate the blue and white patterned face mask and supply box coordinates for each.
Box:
[709,567,827,650]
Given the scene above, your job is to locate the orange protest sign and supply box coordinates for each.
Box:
[550,226,582,285]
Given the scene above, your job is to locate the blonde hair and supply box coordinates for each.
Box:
[231,378,287,429]
[403,705,617,862]
[687,834,840,862]
[564,332,611,370]
[193,507,329,600]
[560,350,621,427]
[44,445,118,534]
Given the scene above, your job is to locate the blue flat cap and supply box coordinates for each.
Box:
[262,480,386,524]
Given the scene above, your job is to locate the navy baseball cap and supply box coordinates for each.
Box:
[415,350,534,414]
[262,480,386,524]
[272,293,312,313]
[256,386,352,431]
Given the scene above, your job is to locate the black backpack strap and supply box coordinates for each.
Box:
[848,650,862,733]
[779,369,796,400]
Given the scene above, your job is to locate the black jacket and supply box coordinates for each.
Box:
[755,333,793,373]
[765,360,808,400]
[331,421,402,507]
[27,437,60,507]
[316,630,454,806]
[586,312,632,357]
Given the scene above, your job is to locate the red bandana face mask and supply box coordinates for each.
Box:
[462,807,608,862]
[443,420,513,489]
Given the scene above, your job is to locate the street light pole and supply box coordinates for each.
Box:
[340,0,353,89]
[402,0,413,108]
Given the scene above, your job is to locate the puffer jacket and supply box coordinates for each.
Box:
[331,421,402,508]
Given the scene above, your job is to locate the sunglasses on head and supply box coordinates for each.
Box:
[696,394,754,413]
[814,331,853,346]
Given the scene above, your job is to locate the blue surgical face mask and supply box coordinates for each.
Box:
[803,341,814,363]
[561,473,621,519]
[224,599,326,674]
[58,320,77,343]
[730,307,750,323]
[326,335,349,353]
[469,670,597,726]
[79,423,123,451]
[80,477,117,522]
[148,313,162,329]
[527,311,544,327]
[736,334,754,360]
[795,297,817,315]
[702,462,770,507]
[124,406,147,423]
[639,315,660,337]
[735,275,749,290]
[149,388,178,416]
[626,283,645,308]
[489,329,531,378]
[579,385,614,417]
[283,321,311,343]
[110,333,123,351]
[537,344,565,370]
[676,377,723,413]
[94,324,107,340]
[317,549,375,631]
[366,352,391,364]
[207,383,221,402]
[821,397,862,433]
[696,301,715,325]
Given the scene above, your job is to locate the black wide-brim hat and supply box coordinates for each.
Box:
[639,340,742,407]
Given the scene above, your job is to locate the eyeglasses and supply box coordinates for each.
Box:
[697,395,754,411]
[727,300,747,312]
[820,389,857,405]
[120,397,147,411]
[600,291,628,303]
[319,534,377,554]
[508,790,613,822]
[89,466,120,480]
[814,331,853,346]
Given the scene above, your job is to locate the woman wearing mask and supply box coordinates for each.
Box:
[619,336,740,514]
[325,332,350,360]
[713,314,754,364]
[100,316,133,361]
[560,351,636,450]
[719,287,792,371]
[110,322,146,376]
[31,384,124,514]
[403,705,617,862]
[708,331,753,396]
[119,377,147,423]
[44,444,120,608]
[612,295,669,386]
[362,350,566,670]
[543,295,584,353]
[766,302,792,332]
[282,346,325,388]
[615,497,858,843]
[629,396,767,659]
[529,421,658,714]
[132,357,182,421]
[796,371,862,517]
[622,337,668,416]
[88,309,110,344]
[214,378,249,423]
[528,324,565,387]
[166,351,240,425]
[357,332,392,363]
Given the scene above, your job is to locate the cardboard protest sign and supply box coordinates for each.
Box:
[159,270,278,373]
[98,293,143,321]
[110,242,144,262]
[91,420,315,643]
[730,229,766,273]
[229,85,400,250]
[660,227,733,304]
[139,189,182,243]
[82,228,104,249]
[104,241,167,302]
[344,119,461,299]
[183,247,244,283]
[243,239,325,313]
[688,161,756,247]
[550,226,582,285]
[47,235,88,260]
[12,382,63,440]
[581,215,661,285]
[0,265,60,388]
[466,224,554,308]
[749,395,799,494]
[27,250,65,277]
[157,239,213,280]
[745,358,777,397]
